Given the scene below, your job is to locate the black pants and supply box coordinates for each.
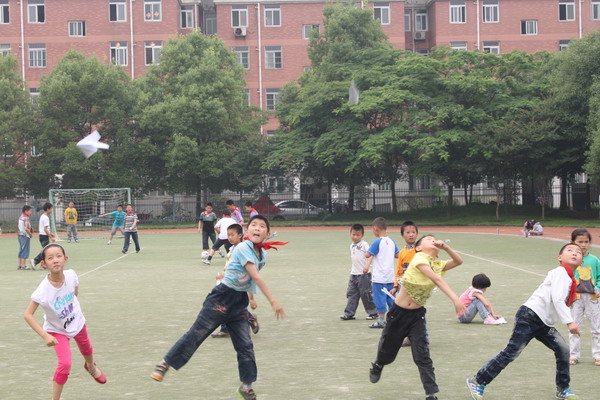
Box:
[375,304,438,395]
[33,235,50,266]
[212,238,232,253]
[202,231,216,250]
[123,231,140,252]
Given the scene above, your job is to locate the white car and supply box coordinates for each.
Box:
[273,200,324,219]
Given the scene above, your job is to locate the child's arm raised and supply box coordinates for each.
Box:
[245,262,285,319]
[436,241,463,270]
[24,301,58,347]
[417,264,466,317]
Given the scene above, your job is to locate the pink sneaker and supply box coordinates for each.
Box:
[484,316,505,325]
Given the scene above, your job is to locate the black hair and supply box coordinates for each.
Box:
[372,217,387,230]
[414,234,435,251]
[226,199,234,206]
[22,205,32,213]
[223,209,231,216]
[206,202,213,207]
[351,223,364,234]
[248,214,270,232]
[400,220,418,235]
[472,273,491,289]
[571,228,592,242]
[244,201,253,207]
[117,204,123,208]
[559,242,582,255]
[42,202,53,211]
[42,243,66,259]
[227,223,243,235]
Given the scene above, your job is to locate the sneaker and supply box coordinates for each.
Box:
[366,314,378,320]
[556,388,578,400]
[150,361,169,382]
[211,331,230,338]
[369,321,385,329]
[237,384,257,400]
[75,239,79,243]
[425,395,438,400]
[202,259,211,265]
[17,265,28,270]
[466,377,484,400]
[483,316,504,325]
[29,259,36,270]
[107,240,111,245]
[340,315,356,320]
[369,362,383,383]
[121,249,127,254]
[249,314,259,334]
[67,239,71,243]
[218,250,225,258]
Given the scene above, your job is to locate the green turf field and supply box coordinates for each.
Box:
[1,230,597,399]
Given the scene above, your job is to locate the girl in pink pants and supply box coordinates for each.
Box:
[24,244,106,400]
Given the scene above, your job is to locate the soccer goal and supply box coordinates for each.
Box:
[48,188,131,240]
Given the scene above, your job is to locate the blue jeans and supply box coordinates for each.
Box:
[372,282,394,314]
[458,299,490,323]
[475,305,570,391]
[17,235,30,258]
[164,284,256,383]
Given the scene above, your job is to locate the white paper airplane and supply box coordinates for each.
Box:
[348,79,360,105]
[76,130,109,158]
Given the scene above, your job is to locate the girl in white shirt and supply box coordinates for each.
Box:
[23,244,106,400]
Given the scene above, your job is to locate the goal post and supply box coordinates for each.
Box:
[48,188,131,240]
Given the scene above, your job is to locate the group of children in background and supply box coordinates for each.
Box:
[341,218,599,400]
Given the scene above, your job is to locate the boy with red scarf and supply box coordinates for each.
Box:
[467,243,583,400]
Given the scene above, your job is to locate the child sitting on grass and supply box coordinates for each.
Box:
[458,273,505,325]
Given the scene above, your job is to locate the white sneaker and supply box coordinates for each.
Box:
[107,240,111,245]
[484,316,506,325]
[218,250,225,258]
[29,259,36,270]
[202,259,211,265]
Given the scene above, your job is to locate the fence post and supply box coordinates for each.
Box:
[172,194,176,222]
[372,188,376,212]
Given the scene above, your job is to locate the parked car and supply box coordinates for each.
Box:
[83,215,114,226]
[273,200,324,220]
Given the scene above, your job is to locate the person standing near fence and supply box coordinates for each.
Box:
[31,203,55,270]
[64,202,79,243]
[198,203,217,253]
[18,205,34,270]
[121,204,140,254]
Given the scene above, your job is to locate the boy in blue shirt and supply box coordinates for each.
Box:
[151,215,285,400]
[99,205,126,245]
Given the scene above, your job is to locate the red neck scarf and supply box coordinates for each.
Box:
[244,237,288,251]
[559,264,577,306]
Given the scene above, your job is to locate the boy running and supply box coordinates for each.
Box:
[99,205,126,245]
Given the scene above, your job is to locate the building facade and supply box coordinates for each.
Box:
[1,0,600,130]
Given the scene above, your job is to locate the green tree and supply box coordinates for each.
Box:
[0,55,32,198]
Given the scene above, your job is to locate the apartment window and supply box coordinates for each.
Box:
[0,43,10,56]
[68,21,86,37]
[109,0,126,22]
[373,2,390,25]
[180,5,194,29]
[266,88,280,111]
[144,0,161,21]
[29,88,40,104]
[559,39,570,51]
[0,0,9,24]
[303,66,312,72]
[144,41,162,65]
[231,5,248,28]
[243,88,250,107]
[593,1,600,20]
[450,0,466,23]
[110,41,128,66]
[482,41,500,54]
[482,0,499,23]
[265,46,282,69]
[302,24,319,40]
[28,43,46,68]
[264,4,281,27]
[415,9,428,31]
[266,130,276,137]
[205,11,216,34]
[404,11,411,31]
[559,0,575,21]
[416,49,429,56]
[450,41,468,50]
[234,46,249,69]
[521,20,538,35]
[28,0,44,24]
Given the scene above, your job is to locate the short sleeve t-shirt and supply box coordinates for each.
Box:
[403,253,448,306]
[199,211,217,233]
[459,287,484,308]
[215,217,237,240]
[231,208,244,225]
[574,253,600,295]
[64,207,78,225]
[38,213,50,236]
[368,237,399,284]
[110,211,126,227]
[222,240,266,294]
[18,214,32,237]
[395,245,417,287]
[31,269,86,338]
[124,213,138,231]
[350,240,369,275]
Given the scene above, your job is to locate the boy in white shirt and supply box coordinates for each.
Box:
[366,217,399,328]
[467,243,582,400]
[340,224,378,321]
[203,210,237,265]
[31,202,55,270]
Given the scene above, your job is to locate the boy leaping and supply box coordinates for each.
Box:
[151,215,285,400]
[467,243,583,400]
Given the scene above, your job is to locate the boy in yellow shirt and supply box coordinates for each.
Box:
[64,201,79,243]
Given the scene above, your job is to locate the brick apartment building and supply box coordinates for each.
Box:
[1,0,599,132]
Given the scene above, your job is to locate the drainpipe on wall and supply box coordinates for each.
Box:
[20,0,25,82]
[130,0,135,78]
[257,2,264,135]
[579,0,583,38]
[476,0,481,50]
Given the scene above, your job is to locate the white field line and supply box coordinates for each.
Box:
[80,253,129,278]
[455,250,545,277]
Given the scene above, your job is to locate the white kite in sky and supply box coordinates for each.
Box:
[76,130,109,158]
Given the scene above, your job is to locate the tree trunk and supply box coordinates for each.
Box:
[195,191,203,220]
[469,184,473,204]
[463,184,468,205]
[348,183,355,212]
[495,186,502,221]
[327,181,333,214]
[391,179,397,213]
[446,184,453,217]
[560,173,569,210]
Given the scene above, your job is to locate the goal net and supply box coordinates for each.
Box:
[49,188,131,240]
